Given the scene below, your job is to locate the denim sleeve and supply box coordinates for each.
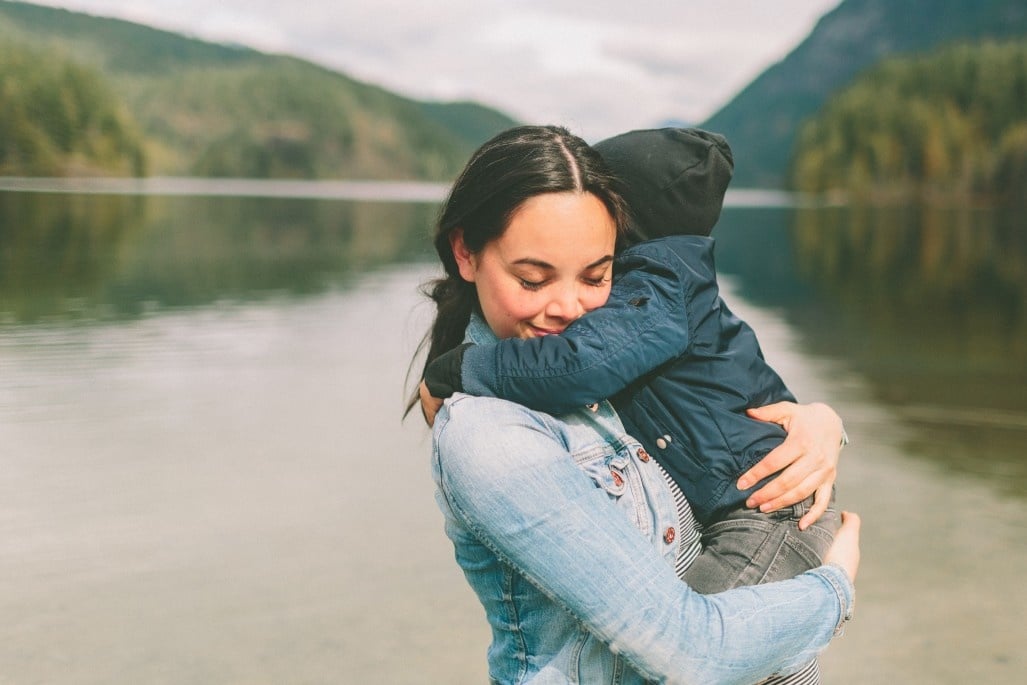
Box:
[459,246,698,414]
[433,397,853,685]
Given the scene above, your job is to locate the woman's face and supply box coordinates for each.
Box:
[452,191,617,340]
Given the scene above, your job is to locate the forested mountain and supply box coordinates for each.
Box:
[791,41,1027,202]
[0,1,517,179]
[0,43,146,175]
[701,0,1027,188]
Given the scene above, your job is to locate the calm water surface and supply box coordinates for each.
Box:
[1,188,1024,683]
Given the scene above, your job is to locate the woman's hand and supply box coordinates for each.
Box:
[736,401,844,530]
[419,380,444,427]
[824,511,861,582]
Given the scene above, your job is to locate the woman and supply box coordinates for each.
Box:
[414,125,859,684]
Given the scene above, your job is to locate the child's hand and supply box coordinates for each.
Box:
[419,380,444,427]
[737,401,843,529]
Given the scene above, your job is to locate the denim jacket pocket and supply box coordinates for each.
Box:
[581,452,630,497]
[579,449,654,534]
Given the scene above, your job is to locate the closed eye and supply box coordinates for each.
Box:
[519,277,547,291]
[582,266,612,287]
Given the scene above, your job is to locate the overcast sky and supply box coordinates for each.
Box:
[31,0,840,140]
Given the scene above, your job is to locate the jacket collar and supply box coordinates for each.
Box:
[464,312,499,345]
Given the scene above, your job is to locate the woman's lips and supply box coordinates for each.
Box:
[528,324,566,336]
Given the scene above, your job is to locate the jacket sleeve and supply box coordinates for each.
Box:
[454,240,710,414]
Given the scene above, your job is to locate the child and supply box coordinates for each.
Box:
[422,127,845,681]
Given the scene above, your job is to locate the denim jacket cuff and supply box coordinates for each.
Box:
[815,562,856,636]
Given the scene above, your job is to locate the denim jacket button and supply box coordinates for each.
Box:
[610,470,624,487]
[636,447,650,462]
[663,527,676,544]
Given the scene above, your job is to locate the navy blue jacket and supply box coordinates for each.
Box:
[440,235,796,524]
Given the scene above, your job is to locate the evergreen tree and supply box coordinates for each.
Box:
[791,40,1027,203]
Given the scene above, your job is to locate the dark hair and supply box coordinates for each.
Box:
[406,125,629,416]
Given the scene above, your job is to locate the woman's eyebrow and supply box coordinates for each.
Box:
[511,257,555,269]
[585,255,615,269]
[511,255,614,269]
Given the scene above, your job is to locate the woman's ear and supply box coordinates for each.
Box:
[450,228,477,283]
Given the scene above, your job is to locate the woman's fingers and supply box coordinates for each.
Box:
[419,380,444,427]
[745,401,796,430]
[737,441,798,491]
[753,470,825,513]
[748,460,836,511]
[741,400,842,514]
[798,482,833,530]
[741,444,835,505]
[824,511,861,582]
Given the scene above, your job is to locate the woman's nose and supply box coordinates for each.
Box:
[545,285,585,322]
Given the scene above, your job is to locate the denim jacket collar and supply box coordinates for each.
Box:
[464,313,498,346]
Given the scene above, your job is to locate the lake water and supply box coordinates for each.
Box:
[1,185,1024,683]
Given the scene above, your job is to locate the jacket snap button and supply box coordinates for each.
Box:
[586,403,599,412]
[611,470,624,487]
[636,447,650,462]
[663,527,676,544]
[655,437,668,449]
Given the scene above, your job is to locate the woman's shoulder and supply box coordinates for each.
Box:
[431,394,568,486]
[435,394,556,442]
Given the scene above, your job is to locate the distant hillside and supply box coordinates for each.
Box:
[0,1,518,179]
[791,40,1027,202]
[0,42,145,175]
[701,0,1027,188]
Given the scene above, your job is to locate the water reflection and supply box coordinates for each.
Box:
[790,205,1026,368]
[716,205,1027,497]
[0,192,438,323]
[4,192,1023,498]
[0,193,145,322]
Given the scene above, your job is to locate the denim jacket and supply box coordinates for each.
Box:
[430,315,853,684]
[446,235,795,523]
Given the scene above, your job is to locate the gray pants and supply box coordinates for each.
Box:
[685,493,841,685]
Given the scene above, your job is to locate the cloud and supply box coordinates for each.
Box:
[29,0,840,139]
